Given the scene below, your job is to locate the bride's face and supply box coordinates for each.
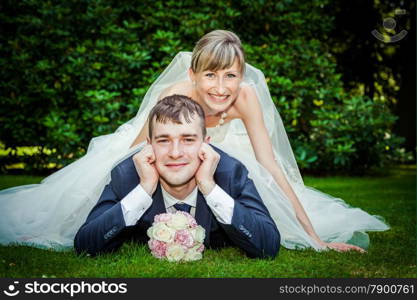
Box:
[189,60,242,115]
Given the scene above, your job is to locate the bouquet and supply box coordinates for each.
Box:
[147,211,205,262]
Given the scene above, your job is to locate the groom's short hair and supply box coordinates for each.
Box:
[148,94,207,139]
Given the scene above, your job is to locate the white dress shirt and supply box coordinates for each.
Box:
[161,185,199,216]
[120,183,235,226]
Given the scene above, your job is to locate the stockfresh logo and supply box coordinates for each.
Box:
[3,281,20,297]
[372,8,408,43]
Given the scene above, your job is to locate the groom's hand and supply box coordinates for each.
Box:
[133,144,159,196]
[196,143,220,196]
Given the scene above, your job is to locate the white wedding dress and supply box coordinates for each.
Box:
[0,52,389,251]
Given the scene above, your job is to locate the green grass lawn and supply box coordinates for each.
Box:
[0,165,415,278]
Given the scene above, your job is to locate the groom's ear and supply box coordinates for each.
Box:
[204,136,211,144]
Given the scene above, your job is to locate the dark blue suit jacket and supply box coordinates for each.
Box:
[74,146,280,259]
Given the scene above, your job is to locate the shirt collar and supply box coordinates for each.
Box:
[161,185,198,209]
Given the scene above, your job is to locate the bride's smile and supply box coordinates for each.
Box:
[208,93,229,102]
[189,59,242,115]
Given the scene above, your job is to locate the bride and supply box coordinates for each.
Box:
[0,30,388,252]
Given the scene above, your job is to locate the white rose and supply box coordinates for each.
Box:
[190,226,205,243]
[184,249,203,262]
[165,244,186,262]
[146,226,154,239]
[150,222,175,243]
[166,213,188,230]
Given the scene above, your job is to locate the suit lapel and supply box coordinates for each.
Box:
[195,191,212,245]
[141,183,166,225]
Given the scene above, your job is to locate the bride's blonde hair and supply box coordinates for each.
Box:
[191,30,245,74]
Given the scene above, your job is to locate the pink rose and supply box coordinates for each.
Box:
[148,239,167,258]
[174,229,194,248]
[154,213,172,223]
[197,244,205,253]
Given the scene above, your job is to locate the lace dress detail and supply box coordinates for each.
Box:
[206,122,231,143]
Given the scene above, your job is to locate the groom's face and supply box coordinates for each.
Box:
[150,115,208,188]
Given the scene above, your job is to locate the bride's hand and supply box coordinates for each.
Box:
[319,241,366,253]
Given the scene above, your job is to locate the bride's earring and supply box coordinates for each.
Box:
[192,81,196,86]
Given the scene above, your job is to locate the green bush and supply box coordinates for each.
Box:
[0,0,408,173]
[307,96,409,173]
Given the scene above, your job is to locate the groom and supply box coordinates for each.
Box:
[74,95,280,259]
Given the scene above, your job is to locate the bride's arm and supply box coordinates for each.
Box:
[130,120,149,148]
[237,86,364,252]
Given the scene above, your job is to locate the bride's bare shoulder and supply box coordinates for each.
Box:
[232,84,262,120]
[158,80,193,100]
